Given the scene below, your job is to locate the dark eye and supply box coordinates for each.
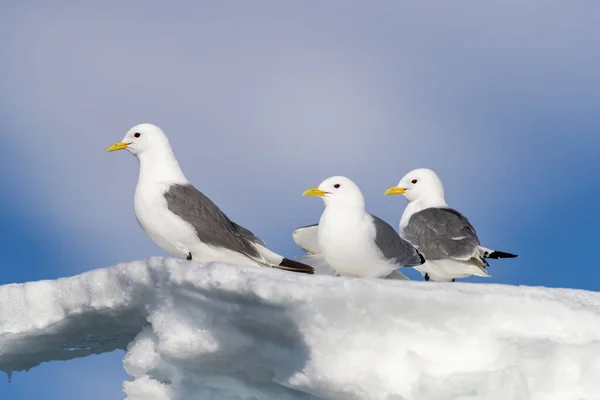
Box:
[411,179,418,184]
[334,184,341,189]
[134,132,141,138]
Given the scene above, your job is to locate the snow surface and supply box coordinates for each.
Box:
[1,258,600,400]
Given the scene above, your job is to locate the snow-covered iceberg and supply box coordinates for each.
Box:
[1,258,600,400]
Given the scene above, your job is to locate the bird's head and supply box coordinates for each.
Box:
[303,176,365,208]
[385,168,445,203]
[106,123,171,157]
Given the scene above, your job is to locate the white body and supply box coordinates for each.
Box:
[319,206,399,278]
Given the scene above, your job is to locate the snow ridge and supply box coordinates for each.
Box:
[1,258,600,400]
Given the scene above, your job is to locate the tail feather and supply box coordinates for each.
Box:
[275,258,315,274]
[486,250,518,259]
[253,244,315,274]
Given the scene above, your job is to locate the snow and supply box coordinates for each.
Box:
[1,258,600,400]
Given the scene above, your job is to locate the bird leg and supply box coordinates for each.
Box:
[186,252,192,261]
[424,273,430,281]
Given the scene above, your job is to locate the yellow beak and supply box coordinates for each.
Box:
[106,141,130,152]
[303,188,327,197]
[384,186,406,196]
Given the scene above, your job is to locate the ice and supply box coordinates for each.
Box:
[1,257,600,399]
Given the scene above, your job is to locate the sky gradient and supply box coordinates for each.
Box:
[1,1,599,398]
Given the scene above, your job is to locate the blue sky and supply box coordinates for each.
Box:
[1,1,599,398]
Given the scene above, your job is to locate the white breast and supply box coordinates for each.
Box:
[318,207,397,278]
[134,181,197,259]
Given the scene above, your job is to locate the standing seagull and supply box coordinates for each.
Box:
[385,168,517,282]
[302,176,424,278]
[106,123,313,274]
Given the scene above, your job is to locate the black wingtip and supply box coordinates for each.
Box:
[418,252,426,265]
[487,251,518,259]
[276,258,315,275]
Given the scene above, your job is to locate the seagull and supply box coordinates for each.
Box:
[106,123,313,274]
[385,168,517,282]
[302,176,424,278]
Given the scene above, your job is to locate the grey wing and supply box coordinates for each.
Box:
[402,207,480,261]
[231,222,266,247]
[371,215,424,267]
[292,224,320,254]
[164,184,260,258]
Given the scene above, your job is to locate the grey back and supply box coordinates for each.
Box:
[164,184,260,259]
[371,215,424,267]
[402,207,480,261]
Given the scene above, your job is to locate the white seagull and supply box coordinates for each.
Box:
[385,168,517,282]
[107,123,313,274]
[301,176,424,278]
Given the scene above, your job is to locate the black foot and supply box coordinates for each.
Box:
[424,273,430,281]
[451,278,456,282]
[186,252,192,261]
